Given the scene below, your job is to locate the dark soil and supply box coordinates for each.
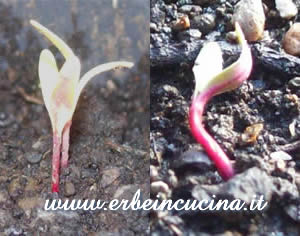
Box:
[0,0,149,235]
[151,0,300,235]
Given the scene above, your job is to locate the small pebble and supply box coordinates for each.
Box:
[162,84,179,96]
[179,5,202,15]
[240,123,263,144]
[171,15,190,31]
[233,0,265,42]
[64,182,76,197]
[216,6,226,16]
[268,134,275,144]
[150,165,159,181]
[289,120,296,137]
[151,181,169,194]
[288,77,300,88]
[150,22,159,33]
[32,140,42,149]
[0,112,14,128]
[268,9,278,18]
[100,167,120,188]
[177,29,202,40]
[248,224,259,234]
[275,0,298,20]
[275,159,286,171]
[171,150,213,174]
[226,31,237,42]
[283,23,300,56]
[288,161,296,168]
[270,151,293,161]
[26,152,43,164]
[284,94,298,107]
[162,26,172,34]
[113,184,141,200]
[191,13,216,34]
[167,170,178,188]
[31,137,49,151]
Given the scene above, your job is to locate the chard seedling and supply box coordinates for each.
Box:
[30,20,133,192]
[189,23,252,180]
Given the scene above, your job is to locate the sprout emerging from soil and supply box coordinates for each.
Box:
[30,20,134,192]
[189,23,252,180]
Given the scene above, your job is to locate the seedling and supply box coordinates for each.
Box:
[189,23,252,180]
[30,20,134,192]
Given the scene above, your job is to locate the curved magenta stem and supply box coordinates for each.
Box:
[189,94,234,180]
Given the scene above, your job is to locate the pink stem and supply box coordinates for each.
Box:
[52,133,62,192]
[189,94,234,180]
[61,121,72,168]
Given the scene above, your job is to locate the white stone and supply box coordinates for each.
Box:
[283,23,300,56]
[233,0,265,42]
[270,151,292,161]
[275,0,298,19]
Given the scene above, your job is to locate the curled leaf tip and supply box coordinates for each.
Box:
[193,22,252,99]
[234,22,246,46]
[30,19,75,60]
[78,61,134,97]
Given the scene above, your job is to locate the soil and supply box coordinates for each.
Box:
[0,0,149,235]
[151,0,300,235]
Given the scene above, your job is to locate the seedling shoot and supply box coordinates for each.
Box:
[189,23,252,180]
[30,20,134,192]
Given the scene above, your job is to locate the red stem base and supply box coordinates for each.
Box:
[189,95,234,180]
